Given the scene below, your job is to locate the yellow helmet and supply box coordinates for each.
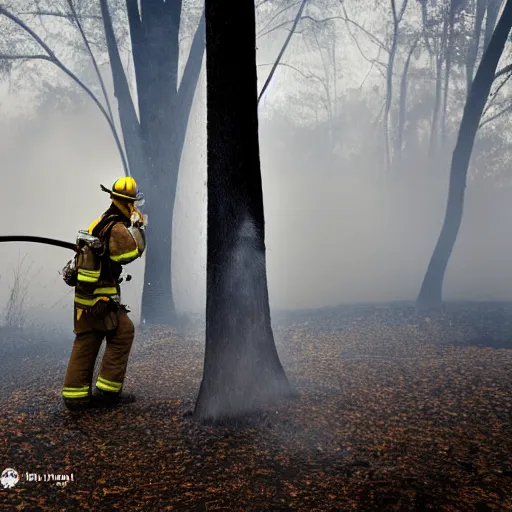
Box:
[101,176,138,201]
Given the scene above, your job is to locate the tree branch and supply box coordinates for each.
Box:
[100,0,143,178]
[259,60,331,109]
[0,53,51,61]
[259,11,388,53]
[173,6,205,163]
[67,0,116,126]
[258,0,308,104]
[256,1,301,37]
[18,10,101,20]
[483,71,512,116]
[258,61,324,84]
[0,5,129,176]
[479,101,512,128]
[395,0,408,24]
[177,7,205,103]
[494,62,512,79]
[257,15,327,38]
[339,2,389,53]
[256,0,272,8]
[125,0,142,65]
[359,52,378,88]
[340,2,387,77]
[391,0,398,23]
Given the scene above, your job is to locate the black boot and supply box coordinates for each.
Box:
[63,397,93,412]
[92,389,136,407]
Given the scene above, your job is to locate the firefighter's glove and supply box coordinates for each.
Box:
[61,259,78,287]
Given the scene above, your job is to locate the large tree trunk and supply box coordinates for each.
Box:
[416,0,512,311]
[193,0,292,423]
[125,1,205,325]
[135,1,181,325]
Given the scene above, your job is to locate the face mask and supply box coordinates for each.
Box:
[134,191,145,210]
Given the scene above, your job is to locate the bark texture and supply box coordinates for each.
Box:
[194,0,292,423]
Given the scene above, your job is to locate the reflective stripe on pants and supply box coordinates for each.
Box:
[62,385,90,399]
[62,306,135,400]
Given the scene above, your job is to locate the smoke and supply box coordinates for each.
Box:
[0,100,135,329]
[3,54,512,332]
[260,150,512,310]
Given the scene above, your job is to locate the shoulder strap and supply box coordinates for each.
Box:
[99,219,118,250]
[91,213,123,237]
[89,207,126,261]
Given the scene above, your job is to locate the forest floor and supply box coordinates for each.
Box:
[0,301,512,511]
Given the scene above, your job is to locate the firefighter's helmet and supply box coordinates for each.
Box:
[101,177,138,202]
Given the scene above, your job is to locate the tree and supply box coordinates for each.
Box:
[422,1,450,157]
[193,0,292,423]
[465,0,487,95]
[113,1,205,325]
[395,33,419,167]
[440,0,460,144]
[0,1,205,325]
[484,0,504,52]
[338,0,408,173]
[383,0,409,172]
[257,0,308,104]
[416,0,512,310]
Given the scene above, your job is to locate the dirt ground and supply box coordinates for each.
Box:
[1,302,512,511]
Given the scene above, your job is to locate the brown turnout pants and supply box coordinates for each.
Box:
[62,303,134,405]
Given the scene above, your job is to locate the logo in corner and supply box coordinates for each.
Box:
[1,468,20,489]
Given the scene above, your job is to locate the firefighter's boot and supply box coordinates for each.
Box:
[91,389,136,408]
[64,396,94,412]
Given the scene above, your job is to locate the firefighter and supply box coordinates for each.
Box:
[61,176,147,411]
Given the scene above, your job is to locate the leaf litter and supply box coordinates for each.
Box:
[0,302,511,511]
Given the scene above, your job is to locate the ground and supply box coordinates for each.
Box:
[0,302,511,511]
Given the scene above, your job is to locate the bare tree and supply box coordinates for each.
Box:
[417,0,512,310]
[384,0,408,172]
[426,2,449,157]
[395,33,420,166]
[0,4,129,174]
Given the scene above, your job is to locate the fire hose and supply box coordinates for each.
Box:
[0,235,76,251]
[0,236,132,281]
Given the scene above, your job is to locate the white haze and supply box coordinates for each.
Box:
[1,46,512,331]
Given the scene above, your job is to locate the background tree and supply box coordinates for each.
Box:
[417,0,512,310]
[383,0,409,173]
[0,0,205,325]
[193,0,292,423]
[111,0,205,325]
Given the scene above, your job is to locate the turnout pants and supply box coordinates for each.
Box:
[62,302,134,406]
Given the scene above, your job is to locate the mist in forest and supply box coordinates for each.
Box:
[1,0,512,330]
[2,88,512,330]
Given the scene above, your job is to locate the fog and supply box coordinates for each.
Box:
[2,81,512,331]
[1,1,512,333]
